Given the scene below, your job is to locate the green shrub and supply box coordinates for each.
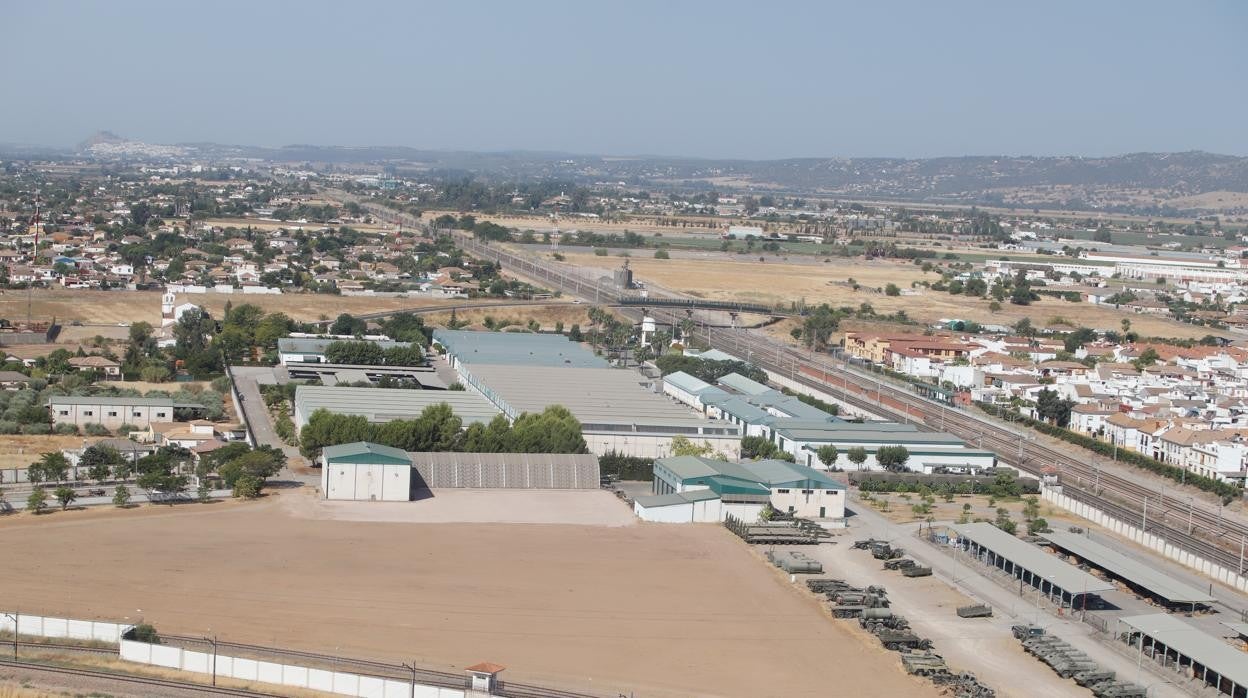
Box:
[0,421,19,434]
[23,423,52,435]
[83,423,111,436]
[54,423,79,435]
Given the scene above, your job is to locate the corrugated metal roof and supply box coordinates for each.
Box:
[716,372,772,396]
[433,329,607,368]
[294,386,501,426]
[46,395,174,407]
[1040,531,1215,604]
[405,452,599,469]
[635,489,723,508]
[1219,620,1248,638]
[687,349,739,362]
[460,363,723,432]
[741,459,845,489]
[278,337,412,354]
[951,522,1114,594]
[663,371,714,395]
[322,441,412,463]
[1119,614,1248,688]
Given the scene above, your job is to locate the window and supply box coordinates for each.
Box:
[108,411,118,417]
[58,410,69,416]
[802,489,813,495]
[155,412,167,418]
[83,410,93,416]
[825,490,838,495]
[776,489,790,494]
[133,411,142,417]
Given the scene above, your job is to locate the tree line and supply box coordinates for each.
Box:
[298,403,588,458]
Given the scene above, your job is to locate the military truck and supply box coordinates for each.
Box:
[1012,624,1045,640]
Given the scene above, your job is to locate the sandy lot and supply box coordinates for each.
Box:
[0,435,85,469]
[0,493,936,698]
[565,252,1222,339]
[0,289,482,325]
[283,489,637,526]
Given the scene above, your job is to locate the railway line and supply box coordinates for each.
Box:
[0,657,282,696]
[443,232,1248,579]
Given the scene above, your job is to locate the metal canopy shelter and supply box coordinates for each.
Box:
[1041,530,1215,606]
[1118,613,1248,698]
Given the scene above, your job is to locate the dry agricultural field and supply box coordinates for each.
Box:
[0,492,937,698]
[0,289,485,325]
[559,252,1222,339]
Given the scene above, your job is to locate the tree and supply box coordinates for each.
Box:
[218,449,284,488]
[330,313,366,336]
[26,488,47,514]
[884,283,901,297]
[112,484,131,508]
[324,340,384,365]
[197,482,212,502]
[1022,495,1040,521]
[988,300,1002,314]
[1035,388,1075,427]
[382,344,424,366]
[1132,347,1160,370]
[994,507,1017,535]
[654,249,670,259]
[1013,317,1034,338]
[875,445,910,472]
[846,447,868,470]
[233,474,262,499]
[816,445,839,469]
[53,486,77,511]
[28,452,69,484]
[670,436,722,459]
[80,444,122,483]
[1027,517,1050,535]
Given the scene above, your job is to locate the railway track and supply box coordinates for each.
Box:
[0,657,281,696]
[444,232,1248,577]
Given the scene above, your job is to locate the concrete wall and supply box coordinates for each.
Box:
[119,640,466,698]
[49,402,172,430]
[770,487,845,519]
[634,497,764,523]
[585,432,741,459]
[0,612,127,643]
[1041,485,1248,593]
[414,459,598,489]
[322,462,410,501]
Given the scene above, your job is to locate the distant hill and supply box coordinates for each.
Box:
[19,134,1248,214]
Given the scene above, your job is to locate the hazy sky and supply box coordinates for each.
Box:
[2,1,1245,159]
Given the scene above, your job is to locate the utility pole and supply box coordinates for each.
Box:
[2,612,16,660]
[207,635,218,685]
[402,660,418,698]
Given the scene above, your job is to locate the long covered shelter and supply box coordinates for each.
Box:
[1040,530,1215,609]
[1117,613,1248,697]
[951,522,1113,609]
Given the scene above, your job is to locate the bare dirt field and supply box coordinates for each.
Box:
[0,493,936,698]
[283,489,637,526]
[563,252,1220,339]
[0,435,84,469]
[0,289,480,325]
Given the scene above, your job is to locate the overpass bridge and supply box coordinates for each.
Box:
[615,295,805,317]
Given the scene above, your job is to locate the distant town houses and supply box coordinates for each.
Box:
[847,326,1248,485]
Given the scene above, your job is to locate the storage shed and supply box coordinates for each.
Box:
[320,442,413,502]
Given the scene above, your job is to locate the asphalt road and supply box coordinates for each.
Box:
[228,366,313,483]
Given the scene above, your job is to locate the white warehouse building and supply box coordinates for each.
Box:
[320,441,413,502]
